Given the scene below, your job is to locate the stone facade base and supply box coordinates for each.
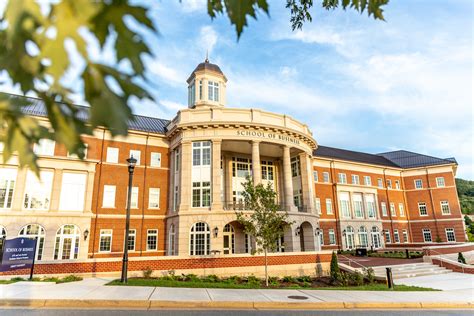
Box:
[0,251,332,279]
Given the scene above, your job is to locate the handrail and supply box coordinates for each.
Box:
[337,254,368,270]
[427,248,471,274]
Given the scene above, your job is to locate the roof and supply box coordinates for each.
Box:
[4,93,170,134]
[187,59,226,83]
[314,146,456,169]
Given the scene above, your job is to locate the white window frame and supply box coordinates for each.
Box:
[377,178,383,188]
[422,229,432,243]
[338,173,347,184]
[353,194,364,218]
[192,141,211,166]
[168,224,176,255]
[315,198,321,214]
[390,202,396,217]
[23,170,54,210]
[351,174,360,185]
[402,229,408,243]
[414,179,423,189]
[381,202,388,216]
[340,195,351,218]
[128,187,139,209]
[386,179,392,189]
[189,222,211,256]
[208,81,219,102]
[129,150,141,165]
[398,203,405,217]
[146,229,158,251]
[53,224,81,260]
[363,176,371,186]
[385,230,391,243]
[102,185,116,208]
[440,201,450,215]
[326,198,333,215]
[436,177,445,188]
[418,202,428,216]
[99,229,112,252]
[192,181,211,208]
[319,229,324,246]
[322,172,330,183]
[148,188,160,209]
[150,152,162,167]
[328,229,336,245]
[395,180,400,190]
[59,172,87,212]
[393,229,400,243]
[313,171,318,182]
[106,147,119,163]
[445,228,456,242]
[33,139,55,156]
[127,229,136,251]
[0,168,17,209]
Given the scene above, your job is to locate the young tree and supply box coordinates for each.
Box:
[330,251,340,283]
[236,178,292,287]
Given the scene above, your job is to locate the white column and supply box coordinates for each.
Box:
[179,141,192,211]
[299,152,315,214]
[282,145,294,212]
[211,139,223,210]
[251,140,261,184]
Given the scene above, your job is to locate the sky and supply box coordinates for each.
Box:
[1,0,473,179]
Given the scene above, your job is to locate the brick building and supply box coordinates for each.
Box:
[0,59,466,275]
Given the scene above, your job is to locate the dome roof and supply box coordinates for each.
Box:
[187,58,227,83]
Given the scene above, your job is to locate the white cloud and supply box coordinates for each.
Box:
[272,26,344,46]
[180,0,206,13]
[199,26,218,56]
[160,99,186,112]
[279,66,298,80]
[147,60,184,85]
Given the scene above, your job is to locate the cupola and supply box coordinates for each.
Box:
[186,57,227,109]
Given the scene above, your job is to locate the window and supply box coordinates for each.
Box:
[102,185,116,208]
[394,229,400,243]
[129,150,141,165]
[353,194,364,218]
[319,229,324,245]
[0,225,6,252]
[364,176,371,186]
[371,226,382,249]
[358,226,368,247]
[208,81,219,102]
[293,189,302,208]
[414,179,423,189]
[168,225,175,255]
[385,230,391,243]
[328,229,336,245]
[326,198,333,215]
[188,81,195,105]
[313,171,318,182]
[338,173,347,184]
[402,229,408,243]
[390,202,396,217]
[351,175,360,185]
[190,222,210,255]
[106,147,119,163]
[59,172,87,211]
[192,182,211,207]
[127,229,136,251]
[315,198,321,214]
[381,202,388,216]
[440,201,450,215]
[422,229,432,242]
[192,141,211,166]
[245,233,252,254]
[148,188,160,209]
[53,225,80,260]
[344,226,355,249]
[199,80,203,100]
[395,180,400,190]
[19,224,45,260]
[322,172,330,183]
[23,170,54,210]
[261,160,274,181]
[386,179,392,189]
[33,139,55,156]
[150,152,162,167]
[147,229,158,251]
[174,149,180,171]
[99,230,112,252]
[366,195,376,218]
[0,168,16,209]
[339,192,351,218]
[399,203,405,217]
[291,157,300,177]
[223,224,235,254]
[276,235,285,252]
[445,228,456,242]
[377,178,383,188]
[127,187,139,209]
[418,202,428,216]
[436,177,445,188]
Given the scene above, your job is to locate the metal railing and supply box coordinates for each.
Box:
[427,248,472,274]
[337,254,368,270]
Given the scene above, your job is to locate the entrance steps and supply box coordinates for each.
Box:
[369,262,452,279]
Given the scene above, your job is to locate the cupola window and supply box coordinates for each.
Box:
[208,81,219,102]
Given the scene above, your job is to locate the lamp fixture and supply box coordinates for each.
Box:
[83,229,89,241]
[315,227,321,236]
[213,226,219,238]
[295,227,301,236]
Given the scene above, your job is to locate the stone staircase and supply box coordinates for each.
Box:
[370,262,452,279]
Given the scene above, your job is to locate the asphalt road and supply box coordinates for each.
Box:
[0,309,471,316]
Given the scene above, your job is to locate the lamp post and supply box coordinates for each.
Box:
[121,155,137,283]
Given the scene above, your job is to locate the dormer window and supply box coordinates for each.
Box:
[188,81,196,106]
[208,81,219,102]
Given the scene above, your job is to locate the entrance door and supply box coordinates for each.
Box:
[223,224,234,254]
[299,225,305,252]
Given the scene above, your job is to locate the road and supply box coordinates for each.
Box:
[0,309,471,316]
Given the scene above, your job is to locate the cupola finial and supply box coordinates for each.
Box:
[205,50,209,63]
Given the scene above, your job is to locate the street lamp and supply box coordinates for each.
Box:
[121,155,137,283]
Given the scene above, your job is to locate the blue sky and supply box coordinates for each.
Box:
[1,1,473,178]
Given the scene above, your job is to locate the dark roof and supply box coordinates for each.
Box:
[187,59,226,83]
[314,146,399,168]
[313,145,456,169]
[4,93,169,134]
[377,150,457,168]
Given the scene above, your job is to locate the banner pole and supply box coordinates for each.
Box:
[29,237,38,281]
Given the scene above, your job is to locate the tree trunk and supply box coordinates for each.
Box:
[264,248,268,287]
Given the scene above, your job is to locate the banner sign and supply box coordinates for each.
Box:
[0,237,36,272]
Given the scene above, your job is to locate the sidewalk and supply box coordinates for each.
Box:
[0,277,473,310]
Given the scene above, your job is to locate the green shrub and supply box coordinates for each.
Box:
[364,267,376,284]
[142,267,153,279]
[301,281,311,287]
[226,275,242,284]
[297,275,311,283]
[57,275,82,283]
[11,277,25,282]
[246,275,260,286]
[458,252,467,264]
[350,271,364,286]
[201,274,220,283]
[268,276,279,286]
[281,275,297,283]
[330,252,340,283]
[184,274,200,282]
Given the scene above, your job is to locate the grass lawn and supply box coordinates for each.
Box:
[107,278,436,291]
[0,275,82,284]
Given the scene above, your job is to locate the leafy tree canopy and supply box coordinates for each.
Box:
[0,0,389,173]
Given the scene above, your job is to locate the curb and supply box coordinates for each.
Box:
[0,299,472,310]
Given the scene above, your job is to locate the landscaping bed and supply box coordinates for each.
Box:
[338,249,423,259]
[0,275,83,284]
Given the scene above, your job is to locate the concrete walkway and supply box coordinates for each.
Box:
[396,272,474,291]
[0,277,473,309]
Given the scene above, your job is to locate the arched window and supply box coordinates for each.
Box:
[358,226,368,247]
[371,226,382,249]
[0,225,6,252]
[19,224,45,260]
[168,224,175,256]
[223,224,235,254]
[345,226,355,250]
[53,225,80,260]
[189,222,210,255]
